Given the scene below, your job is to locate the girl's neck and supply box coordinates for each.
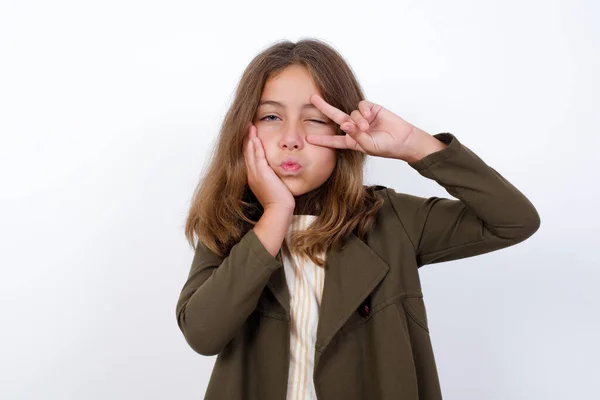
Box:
[293,186,322,216]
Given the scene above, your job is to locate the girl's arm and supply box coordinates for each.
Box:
[175,207,291,356]
[386,132,540,267]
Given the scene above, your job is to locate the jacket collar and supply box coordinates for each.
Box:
[266,231,390,354]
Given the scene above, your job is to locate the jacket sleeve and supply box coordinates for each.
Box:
[385,132,540,267]
[175,228,283,356]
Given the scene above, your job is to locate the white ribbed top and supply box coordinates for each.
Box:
[283,214,326,400]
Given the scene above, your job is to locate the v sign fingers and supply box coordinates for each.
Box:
[307,94,378,154]
[309,93,351,127]
[306,93,418,160]
[358,99,376,120]
[307,130,368,153]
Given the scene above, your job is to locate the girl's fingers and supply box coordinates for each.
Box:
[247,137,255,172]
[252,134,267,165]
[249,125,272,172]
[350,110,369,132]
[341,121,356,133]
[310,93,351,127]
[306,134,346,149]
[245,125,256,172]
[311,93,377,133]
[340,119,374,153]
[306,133,366,153]
[358,100,373,120]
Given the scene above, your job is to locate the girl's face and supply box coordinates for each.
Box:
[253,64,337,197]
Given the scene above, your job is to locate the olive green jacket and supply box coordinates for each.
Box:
[175,133,540,399]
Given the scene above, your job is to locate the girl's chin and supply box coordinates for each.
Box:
[282,182,308,197]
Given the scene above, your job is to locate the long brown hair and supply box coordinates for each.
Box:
[184,38,384,267]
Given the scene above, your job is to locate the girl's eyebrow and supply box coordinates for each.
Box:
[258,100,318,111]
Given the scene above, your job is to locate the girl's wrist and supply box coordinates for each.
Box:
[399,127,448,163]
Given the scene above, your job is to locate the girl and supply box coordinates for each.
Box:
[175,39,540,400]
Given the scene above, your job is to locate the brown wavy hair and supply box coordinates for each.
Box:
[184,38,384,267]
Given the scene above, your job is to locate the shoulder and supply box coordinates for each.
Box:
[368,184,432,226]
[369,184,426,208]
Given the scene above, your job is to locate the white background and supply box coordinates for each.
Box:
[1,0,599,399]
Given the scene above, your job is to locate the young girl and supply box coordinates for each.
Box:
[175,39,540,400]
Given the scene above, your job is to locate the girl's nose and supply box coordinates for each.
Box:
[280,128,305,150]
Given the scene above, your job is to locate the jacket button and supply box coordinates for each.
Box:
[358,304,370,317]
[358,295,372,317]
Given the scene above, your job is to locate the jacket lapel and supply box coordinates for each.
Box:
[265,232,390,354]
[265,255,290,316]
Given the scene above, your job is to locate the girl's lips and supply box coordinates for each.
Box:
[281,163,301,172]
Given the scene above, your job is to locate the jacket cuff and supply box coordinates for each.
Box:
[407,132,461,171]
[243,228,283,270]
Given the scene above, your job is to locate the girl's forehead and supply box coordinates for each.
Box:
[258,99,319,111]
[262,68,320,98]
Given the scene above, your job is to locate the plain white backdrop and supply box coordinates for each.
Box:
[1,0,598,399]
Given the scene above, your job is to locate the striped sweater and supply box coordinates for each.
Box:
[282,214,325,400]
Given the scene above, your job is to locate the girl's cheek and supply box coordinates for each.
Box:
[259,137,273,155]
[259,124,279,135]
[257,131,268,143]
[252,126,265,141]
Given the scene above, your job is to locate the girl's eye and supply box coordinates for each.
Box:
[261,115,280,122]
[260,115,326,124]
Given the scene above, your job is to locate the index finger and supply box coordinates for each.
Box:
[310,94,351,127]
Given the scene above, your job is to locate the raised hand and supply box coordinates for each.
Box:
[243,123,296,211]
[306,94,426,161]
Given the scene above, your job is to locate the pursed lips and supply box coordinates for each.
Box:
[280,157,302,167]
[280,157,302,171]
